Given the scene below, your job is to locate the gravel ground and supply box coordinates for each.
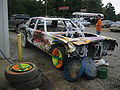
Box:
[9,26,120,90]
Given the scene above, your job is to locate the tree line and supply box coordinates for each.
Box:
[8,0,120,21]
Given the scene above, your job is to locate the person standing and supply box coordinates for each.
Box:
[96,15,102,35]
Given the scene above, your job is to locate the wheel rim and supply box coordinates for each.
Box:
[12,63,33,72]
[52,48,63,69]
[21,33,26,47]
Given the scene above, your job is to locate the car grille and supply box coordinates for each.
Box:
[76,41,103,60]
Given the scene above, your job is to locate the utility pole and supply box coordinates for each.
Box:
[45,0,47,16]
[41,0,47,16]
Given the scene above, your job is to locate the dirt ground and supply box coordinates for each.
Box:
[9,26,120,90]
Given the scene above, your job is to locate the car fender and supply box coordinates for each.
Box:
[50,39,67,52]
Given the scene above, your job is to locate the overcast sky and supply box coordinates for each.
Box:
[102,0,120,14]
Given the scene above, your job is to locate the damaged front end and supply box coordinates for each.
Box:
[67,38,118,60]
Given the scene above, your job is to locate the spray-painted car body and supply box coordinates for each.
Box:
[19,17,117,69]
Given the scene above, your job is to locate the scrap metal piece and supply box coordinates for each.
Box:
[94,58,109,67]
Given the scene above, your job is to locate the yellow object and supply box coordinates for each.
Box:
[17,34,23,61]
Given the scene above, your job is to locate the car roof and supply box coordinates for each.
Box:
[103,20,111,21]
[103,20,113,22]
[116,21,120,23]
[31,17,70,21]
[114,21,120,24]
[11,14,30,16]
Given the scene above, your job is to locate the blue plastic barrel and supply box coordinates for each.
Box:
[83,56,97,80]
[63,56,85,82]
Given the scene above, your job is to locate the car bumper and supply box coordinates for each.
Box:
[110,27,120,31]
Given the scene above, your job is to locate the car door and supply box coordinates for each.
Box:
[26,19,37,43]
[32,20,50,51]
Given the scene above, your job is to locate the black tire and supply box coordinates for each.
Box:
[16,26,20,34]
[21,32,29,48]
[63,57,84,82]
[5,62,39,83]
[51,46,67,70]
[14,25,19,33]
[12,71,42,90]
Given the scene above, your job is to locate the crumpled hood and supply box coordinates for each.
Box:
[69,37,104,45]
[51,32,105,45]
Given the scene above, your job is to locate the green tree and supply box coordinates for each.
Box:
[115,13,120,21]
[103,3,115,20]
[8,0,26,18]
[8,0,108,18]
[82,0,103,13]
[8,0,45,17]
[20,0,44,17]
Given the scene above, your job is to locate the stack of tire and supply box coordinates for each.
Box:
[5,62,42,90]
[63,56,97,82]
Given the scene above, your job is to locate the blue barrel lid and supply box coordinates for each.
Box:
[83,56,97,77]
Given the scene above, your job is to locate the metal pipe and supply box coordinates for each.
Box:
[45,0,47,16]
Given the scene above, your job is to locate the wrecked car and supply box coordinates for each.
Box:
[19,17,117,70]
[110,21,120,32]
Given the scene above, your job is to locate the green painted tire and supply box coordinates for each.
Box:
[5,62,39,83]
[51,47,67,70]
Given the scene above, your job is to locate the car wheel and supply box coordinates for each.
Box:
[12,71,42,90]
[5,62,39,83]
[51,47,67,70]
[15,25,19,33]
[21,32,29,48]
[16,26,21,34]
